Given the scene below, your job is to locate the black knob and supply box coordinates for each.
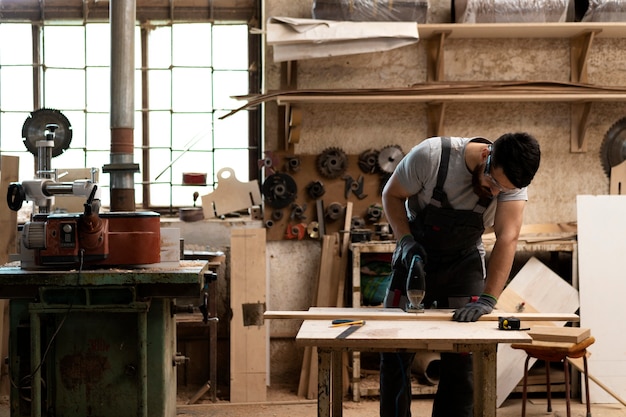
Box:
[7,183,25,211]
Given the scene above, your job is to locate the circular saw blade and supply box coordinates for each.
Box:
[21,108,73,157]
[600,117,626,178]
[378,145,404,174]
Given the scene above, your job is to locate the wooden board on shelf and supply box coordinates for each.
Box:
[528,326,591,344]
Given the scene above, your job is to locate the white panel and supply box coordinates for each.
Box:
[496,256,579,407]
[577,195,626,403]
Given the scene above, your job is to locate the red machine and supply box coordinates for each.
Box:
[13,189,161,269]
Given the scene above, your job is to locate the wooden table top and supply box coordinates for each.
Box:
[296,317,532,351]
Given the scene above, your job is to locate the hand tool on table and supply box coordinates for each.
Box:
[332,319,365,338]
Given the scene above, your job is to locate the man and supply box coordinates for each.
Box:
[380,133,541,417]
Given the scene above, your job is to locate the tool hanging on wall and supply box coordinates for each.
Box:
[377,145,404,174]
[358,149,380,174]
[366,203,383,223]
[258,150,281,173]
[285,223,306,240]
[307,221,320,238]
[317,147,348,178]
[342,174,368,199]
[306,180,326,199]
[286,156,302,172]
[261,172,298,209]
[325,202,343,222]
[290,203,307,220]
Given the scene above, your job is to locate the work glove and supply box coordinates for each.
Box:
[452,293,497,322]
[392,234,427,271]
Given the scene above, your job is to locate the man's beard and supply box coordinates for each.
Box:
[471,164,493,199]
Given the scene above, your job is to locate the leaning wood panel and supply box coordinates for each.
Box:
[230,228,267,402]
[495,256,580,407]
[0,155,18,396]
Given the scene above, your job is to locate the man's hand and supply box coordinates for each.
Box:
[392,234,427,271]
[452,294,497,322]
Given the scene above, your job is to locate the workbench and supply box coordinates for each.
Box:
[291,307,573,417]
[0,260,208,417]
[348,231,578,401]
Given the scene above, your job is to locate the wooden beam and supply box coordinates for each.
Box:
[264,309,580,322]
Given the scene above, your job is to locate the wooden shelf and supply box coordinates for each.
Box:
[416,22,626,39]
[255,22,626,152]
[275,91,626,105]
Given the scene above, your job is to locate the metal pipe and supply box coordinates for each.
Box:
[104,0,139,211]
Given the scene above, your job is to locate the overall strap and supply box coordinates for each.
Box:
[430,136,452,208]
[430,136,493,212]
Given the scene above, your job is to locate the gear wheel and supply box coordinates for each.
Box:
[262,173,297,209]
[358,149,379,174]
[22,108,72,157]
[600,117,626,177]
[378,145,404,174]
[316,147,348,179]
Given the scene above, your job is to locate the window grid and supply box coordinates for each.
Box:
[0,20,255,212]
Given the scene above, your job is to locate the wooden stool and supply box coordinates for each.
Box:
[511,336,595,417]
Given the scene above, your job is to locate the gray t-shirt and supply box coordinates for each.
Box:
[395,136,528,230]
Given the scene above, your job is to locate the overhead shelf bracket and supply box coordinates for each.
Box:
[570,29,600,83]
[426,31,450,82]
[427,102,446,137]
[571,102,593,153]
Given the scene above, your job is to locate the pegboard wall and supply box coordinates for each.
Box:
[262,150,400,241]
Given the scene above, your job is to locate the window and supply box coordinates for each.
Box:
[0,2,261,213]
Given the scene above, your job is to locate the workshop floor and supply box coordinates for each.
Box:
[175,384,626,417]
[1,388,625,416]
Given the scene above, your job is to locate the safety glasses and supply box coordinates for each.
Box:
[484,152,516,193]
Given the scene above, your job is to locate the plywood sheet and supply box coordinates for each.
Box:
[577,195,626,403]
[201,168,262,218]
[229,228,267,402]
[495,256,579,407]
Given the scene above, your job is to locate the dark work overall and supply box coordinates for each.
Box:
[380,137,492,417]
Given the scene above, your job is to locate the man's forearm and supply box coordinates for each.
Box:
[483,238,518,299]
[384,197,412,239]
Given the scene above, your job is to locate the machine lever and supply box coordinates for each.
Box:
[7,183,25,211]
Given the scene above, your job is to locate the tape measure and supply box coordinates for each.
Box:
[498,317,529,331]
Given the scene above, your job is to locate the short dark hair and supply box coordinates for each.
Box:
[492,132,541,188]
